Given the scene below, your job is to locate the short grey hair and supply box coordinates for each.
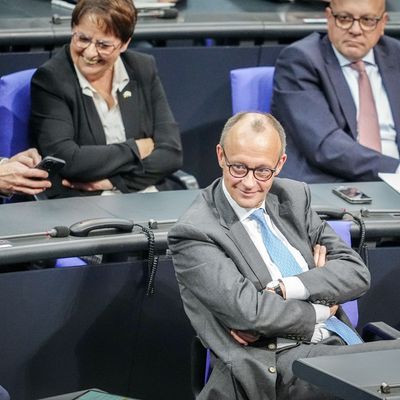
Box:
[219,111,286,157]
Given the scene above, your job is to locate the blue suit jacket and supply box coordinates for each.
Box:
[271,32,400,183]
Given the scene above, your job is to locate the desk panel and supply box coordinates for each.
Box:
[1,183,399,266]
[1,0,400,47]
[293,349,400,400]
[0,258,195,400]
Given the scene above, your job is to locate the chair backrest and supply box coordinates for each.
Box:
[0,68,36,158]
[230,66,275,114]
[327,220,359,328]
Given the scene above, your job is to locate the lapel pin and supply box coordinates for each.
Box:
[123,90,132,99]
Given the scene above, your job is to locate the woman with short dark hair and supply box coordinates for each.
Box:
[31,0,182,198]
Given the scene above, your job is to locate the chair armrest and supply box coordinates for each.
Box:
[170,170,199,190]
[362,321,400,341]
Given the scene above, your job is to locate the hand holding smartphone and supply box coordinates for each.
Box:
[35,156,66,174]
[332,186,372,204]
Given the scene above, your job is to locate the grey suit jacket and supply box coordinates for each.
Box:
[271,32,400,183]
[168,178,370,399]
[30,45,182,198]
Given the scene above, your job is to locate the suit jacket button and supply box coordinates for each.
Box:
[268,343,277,350]
[268,366,277,374]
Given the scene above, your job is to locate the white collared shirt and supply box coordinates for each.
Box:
[222,181,331,343]
[74,58,158,194]
[74,57,129,145]
[332,45,399,161]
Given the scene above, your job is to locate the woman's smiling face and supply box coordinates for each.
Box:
[70,13,129,82]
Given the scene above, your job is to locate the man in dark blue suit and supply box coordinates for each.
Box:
[271,0,400,183]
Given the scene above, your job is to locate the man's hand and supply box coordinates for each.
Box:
[313,244,338,317]
[9,148,42,167]
[329,304,339,317]
[62,178,114,192]
[136,138,155,159]
[0,157,50,196]
[313,243,327,267]
[230,329,260,346]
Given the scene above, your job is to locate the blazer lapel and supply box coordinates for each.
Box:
[265,192,315,270]
[82,94,107,145]
[118,79,141,141]
[322,36,358,139]
[213,182,273,289]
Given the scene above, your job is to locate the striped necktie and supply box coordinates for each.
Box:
[250,208,362,345]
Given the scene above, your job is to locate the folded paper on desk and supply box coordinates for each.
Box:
[378,173,400,194]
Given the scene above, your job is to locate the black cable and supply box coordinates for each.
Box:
[133,223,159,296]
[343,211,369,267]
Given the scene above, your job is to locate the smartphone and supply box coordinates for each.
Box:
[35,156,66,174]
[332,186,372,204]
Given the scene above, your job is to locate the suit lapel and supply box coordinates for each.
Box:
[375,41,400,145]
[213,182,273,289]
[65,45,106,145]
[81,94,107,144]
[118,78,141,140]
[322,36,358,139]
[265,191,315,270]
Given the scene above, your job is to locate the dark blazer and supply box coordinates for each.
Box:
[271,32,400,183]
[168,177,370,399]
[30,45,182,198]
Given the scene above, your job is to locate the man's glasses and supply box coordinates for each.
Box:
[71,32,120,56]
[222,148,278,182]
[329,8,384,32]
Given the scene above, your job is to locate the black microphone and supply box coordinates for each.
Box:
[137,8,178,19]
[0,226,70,241]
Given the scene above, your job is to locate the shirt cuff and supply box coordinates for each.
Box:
[280,276,309,300]
[396,163,400,174]
[312,304,331,323]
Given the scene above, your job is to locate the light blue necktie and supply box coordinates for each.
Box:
[250,208,362,345]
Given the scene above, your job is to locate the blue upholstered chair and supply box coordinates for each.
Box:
[327,220,358,327]
[230,66,275,114]
[0,69,85,268]
[0,68,35,158]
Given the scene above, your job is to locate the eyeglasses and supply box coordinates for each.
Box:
[329,8,384,32]
[71,32,120,56]
[222,148,278,182]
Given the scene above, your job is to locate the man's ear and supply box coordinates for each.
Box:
[274,153,287,176]
[216,144,224,168]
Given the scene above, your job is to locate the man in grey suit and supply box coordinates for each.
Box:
[271,0,400,183]
[168,111,400,399]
